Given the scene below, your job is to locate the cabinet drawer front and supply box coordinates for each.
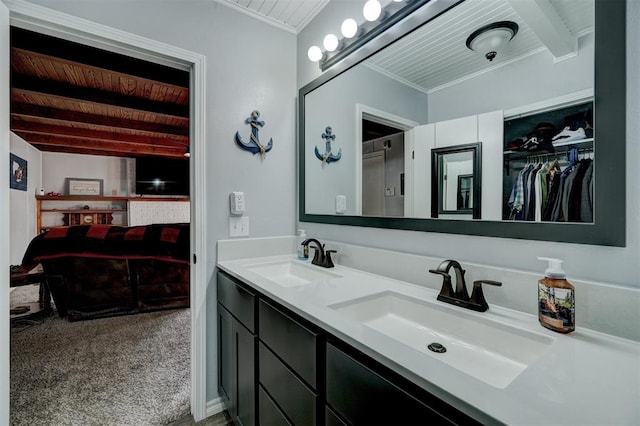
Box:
[217,271,256,332]
[325,406,349,426]
[259,343,317,426]
[259,299,319,388]
[326,343,453,426]
[259,385,292,426]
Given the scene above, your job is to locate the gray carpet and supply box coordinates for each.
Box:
[10,308,191,425]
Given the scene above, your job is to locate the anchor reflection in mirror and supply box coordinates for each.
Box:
[431,143,482,219]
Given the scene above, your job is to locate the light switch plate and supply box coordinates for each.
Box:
[229,216,249,237]
[384,187,395,196]
[336,195,347,214]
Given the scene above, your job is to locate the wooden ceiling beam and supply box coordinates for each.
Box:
[11,103,189,136]
[28,143,185,159]
[11,47,190,102]
[12,74,189,118]
[16,132,187,158]
[11,119,188,147]
[11,27,190,87]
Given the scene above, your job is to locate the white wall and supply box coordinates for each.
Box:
[304,64,427,215]
[23,0,298,402]
[42,152,129,196]
[297,1,640,289]
[9,132,41,264]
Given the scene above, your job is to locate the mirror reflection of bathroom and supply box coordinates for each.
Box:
[362,119,405,217]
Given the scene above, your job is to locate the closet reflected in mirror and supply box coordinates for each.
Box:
[503,101,594,223]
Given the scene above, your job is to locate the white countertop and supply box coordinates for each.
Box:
[218,254,640,425]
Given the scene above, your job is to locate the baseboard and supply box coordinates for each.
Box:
[206,397,226,418]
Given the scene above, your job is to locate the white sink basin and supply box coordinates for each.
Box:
[329,291,554,388]
[245,260,342,287]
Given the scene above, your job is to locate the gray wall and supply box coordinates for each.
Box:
[297,0,640,289]
[24,0,297,401]
[428,33,594,123]
[305,64,426,215]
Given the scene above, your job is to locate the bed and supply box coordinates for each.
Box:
[21,223,190,321]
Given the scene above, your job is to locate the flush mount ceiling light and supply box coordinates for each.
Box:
[465,21,519,62]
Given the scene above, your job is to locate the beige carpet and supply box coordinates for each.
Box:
[10,308,191,425]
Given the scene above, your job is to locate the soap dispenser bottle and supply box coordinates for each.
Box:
[537,257,575,333]
[297,229,309,260]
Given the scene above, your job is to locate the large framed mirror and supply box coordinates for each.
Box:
[299,0,626,246]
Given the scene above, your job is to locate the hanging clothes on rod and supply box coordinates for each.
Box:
[507,147,593,223]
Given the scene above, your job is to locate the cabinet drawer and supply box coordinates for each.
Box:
[325,406,348,426]
[259,343,317,426]
[217,271,256,332]
[326,342,455,426]
[259,299,319,388]
[259,385,292,426]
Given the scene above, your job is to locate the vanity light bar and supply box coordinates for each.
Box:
[310,0,430,71]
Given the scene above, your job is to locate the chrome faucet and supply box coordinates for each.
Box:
[301,238,336,268]
[429,259,501,312]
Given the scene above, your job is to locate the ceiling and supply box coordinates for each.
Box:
[217,0,330,33]
[366,0,594,93]
[10,27,190,160]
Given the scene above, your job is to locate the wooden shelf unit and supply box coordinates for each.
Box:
[36,196,189,233]
[36,196,127,233]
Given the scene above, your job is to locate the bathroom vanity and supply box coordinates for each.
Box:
[217,238,640,425]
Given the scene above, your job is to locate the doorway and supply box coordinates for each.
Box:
[1,2,207,421]
[355,104,419,216]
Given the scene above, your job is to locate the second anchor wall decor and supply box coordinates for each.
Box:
[235,110,273,159]
[315,126,342,165]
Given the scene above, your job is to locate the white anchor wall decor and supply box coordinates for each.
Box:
[315,126,342,165]
[235,110,273,159]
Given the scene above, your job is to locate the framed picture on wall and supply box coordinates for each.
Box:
[65,178,104,196]
[9,153,28,191]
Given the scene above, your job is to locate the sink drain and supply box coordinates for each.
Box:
[427,342,447,353]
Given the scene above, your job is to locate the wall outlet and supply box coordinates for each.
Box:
[384,187,395,196]
[229,216,249,237]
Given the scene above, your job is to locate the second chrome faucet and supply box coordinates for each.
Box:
[429,259,501,312]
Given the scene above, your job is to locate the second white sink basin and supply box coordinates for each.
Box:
[329,291,554,388]
[245,259,341,287]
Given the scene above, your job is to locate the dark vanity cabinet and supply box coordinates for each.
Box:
[217,270,484,426]
[326,341,479,426]
[258,299,322,425]
[217,272,257,426]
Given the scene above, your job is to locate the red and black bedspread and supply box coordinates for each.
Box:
[22,223,190,269]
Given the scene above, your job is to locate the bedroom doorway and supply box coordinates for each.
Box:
[1,2,207,421]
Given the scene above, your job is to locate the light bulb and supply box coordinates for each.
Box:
[341,18,358,38]
[363,0,382,21]
[307,45,323,62]
[323,34,339,52]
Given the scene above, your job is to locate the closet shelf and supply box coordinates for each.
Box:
[503,138,593,159]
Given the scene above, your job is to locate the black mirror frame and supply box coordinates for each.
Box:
[431,143,481,220]
[298,0,626,247]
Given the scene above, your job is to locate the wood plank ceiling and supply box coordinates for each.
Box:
[10,27,190,159]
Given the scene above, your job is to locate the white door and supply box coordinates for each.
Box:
[362,151,385,216]
[1,1,11,422]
